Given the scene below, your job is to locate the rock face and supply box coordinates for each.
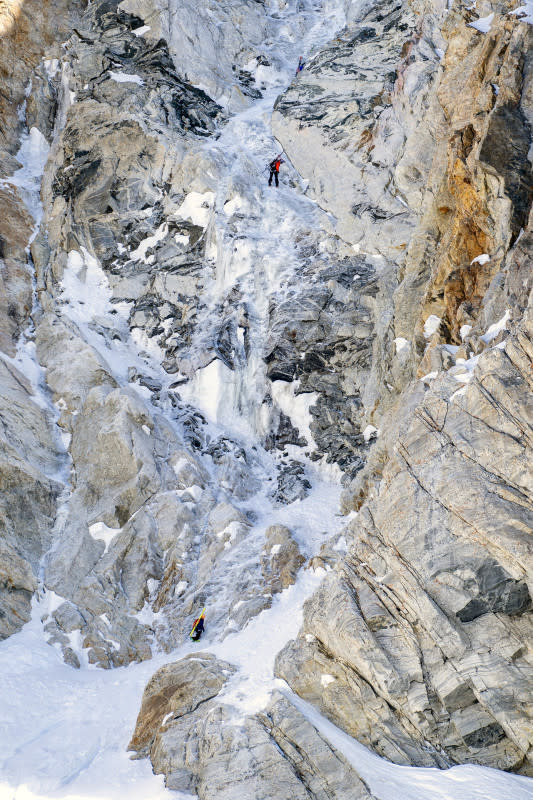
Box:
[271,0,533,778]
[129,653,375,800]
[280,295,533,772]
[261,524,305,593]
[1,0,533,792]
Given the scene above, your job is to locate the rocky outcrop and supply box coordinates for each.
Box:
[261,524,305,593]
[280,265,533,772]
[269,0,533,778]
[130,653,375,800]
[0,355,63,639]
[128,653,236,758]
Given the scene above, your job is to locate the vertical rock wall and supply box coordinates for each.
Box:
[273,0,533,776]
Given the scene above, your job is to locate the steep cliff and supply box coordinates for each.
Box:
[0,0,533,797]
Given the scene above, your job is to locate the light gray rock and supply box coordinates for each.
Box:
[128,653,236,758]
[0,358,64,637]
[261,524,305,593]
[131,655,376,800]
[285,291,533,772]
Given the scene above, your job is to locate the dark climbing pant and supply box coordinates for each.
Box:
[268,169,279,187]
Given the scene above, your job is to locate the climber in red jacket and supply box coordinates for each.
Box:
[268,155,284,187]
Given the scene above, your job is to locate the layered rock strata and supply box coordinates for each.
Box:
[129,654,375,800]
[271,0,533,778]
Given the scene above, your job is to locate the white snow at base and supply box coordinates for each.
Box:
[460,324,472,340]
[480,309,510,344]
[108,70,144,85]
[470,252,490,265]
[288,692,533,800]
[423,314,441,338]
[133,25,151,36]
[468,12,494,32]
[0,600,189,800]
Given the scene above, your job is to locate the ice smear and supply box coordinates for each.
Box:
[271,380,318,448]
[468,12,494,32]
[1,126,50,233]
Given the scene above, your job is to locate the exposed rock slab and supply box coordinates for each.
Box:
[131,654,375,800]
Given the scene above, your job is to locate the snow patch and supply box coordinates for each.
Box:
[177,484,203,502]
[480,310,510,344]
[89,522,119,554]
[510,3,533,24]
[109,70,144,85]
[460,324,472,340]
[423,315,441,338]
[130,223,168,263]
[470,253,490,265]
[177,191,215,227]
[394,336,410,354]
[133,25,151,36]
[174,580,188,597]
[363,425,379,443]
[320,674,336,687]
[468,12,494,32]
[61,247,113,323]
